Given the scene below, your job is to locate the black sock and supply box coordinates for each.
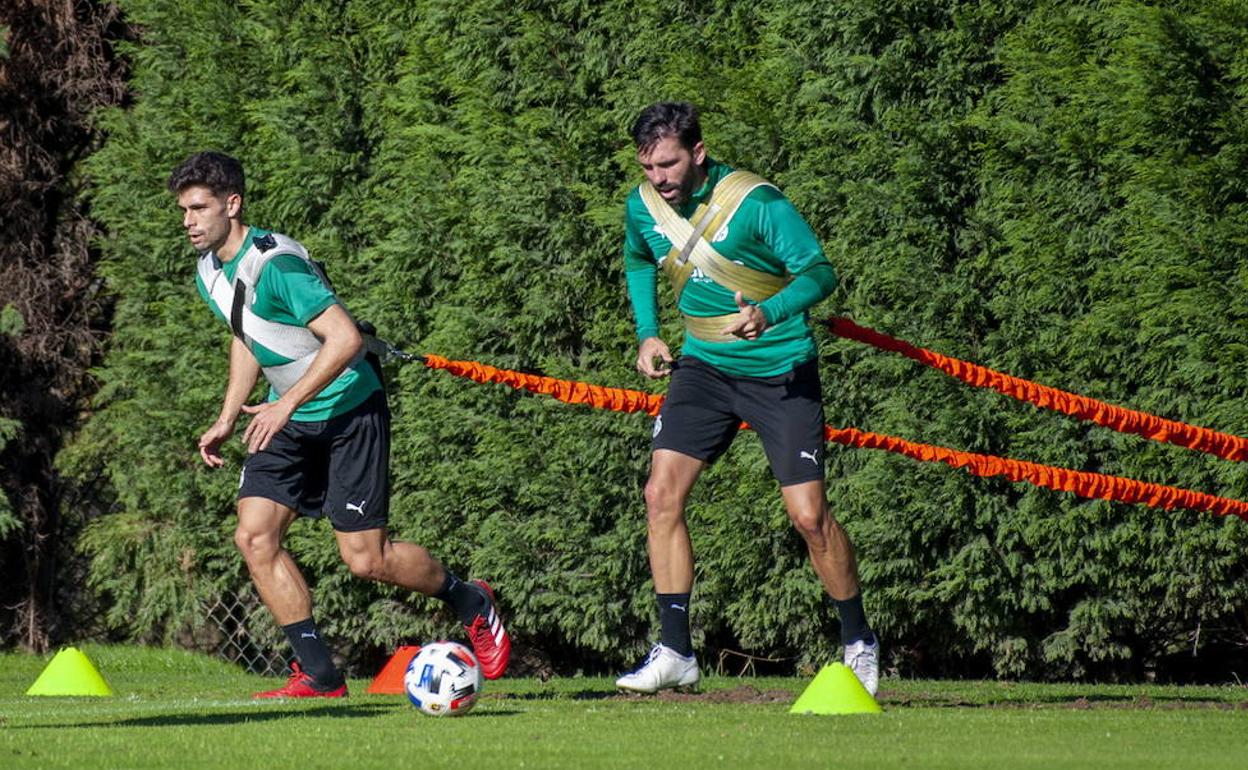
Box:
[657,593,693,657]
[434,570,486,625]
[833,593,875,647]
[282,618,343,689]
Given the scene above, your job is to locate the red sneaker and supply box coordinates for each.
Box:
[465,580,511,680]
[253,662,348,699]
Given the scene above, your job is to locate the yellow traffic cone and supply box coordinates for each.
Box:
[789,662,881,715]
[25,647,114,696]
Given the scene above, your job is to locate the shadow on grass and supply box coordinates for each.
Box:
[12,703,523,728]
[483,690,619,702]
[484,686,794,705]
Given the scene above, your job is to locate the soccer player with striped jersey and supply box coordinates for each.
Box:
[169,151,509,697]
[616,103,880,695]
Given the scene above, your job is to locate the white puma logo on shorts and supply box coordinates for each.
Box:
[799,450,819,465]
[346,500,366,516]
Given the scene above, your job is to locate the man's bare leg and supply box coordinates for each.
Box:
[644,449,705,594]
[780,480,879,694]
[333,527,446,594]
[779,480,860,600]
[236,497,309,624]
[334,527,511,679]
[236,496,343,691]
[616,449,706,692]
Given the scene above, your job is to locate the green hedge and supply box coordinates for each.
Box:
[66,0,1248,680]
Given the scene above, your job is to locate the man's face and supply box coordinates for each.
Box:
[175,185,239,253]
[637,135,707,206]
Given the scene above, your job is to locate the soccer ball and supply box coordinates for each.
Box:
[403,641,483,717]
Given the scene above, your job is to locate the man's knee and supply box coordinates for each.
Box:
[644,476,686,526]
[340,547,387,582]
[235,499,296,564]
[234,524,280,563]
[787,504,830,544]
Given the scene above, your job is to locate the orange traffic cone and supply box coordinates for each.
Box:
[366,645,422,694]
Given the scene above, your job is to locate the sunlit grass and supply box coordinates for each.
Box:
[2,645,1247,769]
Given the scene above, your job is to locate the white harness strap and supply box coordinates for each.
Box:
[639,171,790,304]
[638,170,793,343]
[197,234,340,395]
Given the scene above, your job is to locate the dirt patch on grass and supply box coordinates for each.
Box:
[1060,696,1248,711]
[889,692,1248,710]
[601,685,794,704]
[654,685,794,704]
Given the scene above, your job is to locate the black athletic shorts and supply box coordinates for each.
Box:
[238,389,390,532]
[652,356,826,486]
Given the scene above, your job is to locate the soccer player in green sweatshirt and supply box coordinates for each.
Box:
[616,103,879,696]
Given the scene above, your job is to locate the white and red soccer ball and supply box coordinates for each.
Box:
[403,641,482,716]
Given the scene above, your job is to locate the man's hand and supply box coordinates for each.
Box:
[636,336,674,378]
[198,419,234,468]
[240,399,296,454]
[720,291,768,340]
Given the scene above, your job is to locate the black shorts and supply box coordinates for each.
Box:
[652,356,826,486]
[238,390,390,532]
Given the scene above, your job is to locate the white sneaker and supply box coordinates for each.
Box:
[616,644,700,694]
[844,636,880,696]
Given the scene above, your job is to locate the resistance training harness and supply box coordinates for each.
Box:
[197,232,384,394]
[638,170,791,343]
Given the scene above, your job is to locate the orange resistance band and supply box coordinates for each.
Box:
[823,426,1248,520]
[422,355,665,416]
[823,316,1248,462]
[421,354,1248,521]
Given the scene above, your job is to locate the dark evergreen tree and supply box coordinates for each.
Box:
[60,0,1248,680]
[0,1,130,651]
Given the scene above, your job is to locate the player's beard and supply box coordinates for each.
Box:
[659,171,700,206]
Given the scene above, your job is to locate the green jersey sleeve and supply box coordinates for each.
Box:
[260,254,338,326]
[624,196,662,340]
[750,187,837,325]
[625,265,661,341]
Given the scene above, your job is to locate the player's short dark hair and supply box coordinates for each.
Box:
[167,151,245,199]
[630,102,702,153]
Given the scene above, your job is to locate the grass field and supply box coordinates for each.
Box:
[3,645,1248,769]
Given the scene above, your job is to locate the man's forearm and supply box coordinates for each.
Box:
[274,333,360,411]
[758,261,838,326]
[274,304,364,412]
[218,336,261,424]
[625,264,661,340]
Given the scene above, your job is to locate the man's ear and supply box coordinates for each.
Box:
[692,141,707,166]
[226,193,243,218]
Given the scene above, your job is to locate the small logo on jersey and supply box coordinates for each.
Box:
[652,224,669,240]
[712,224,729,242]
[346,500,367,516]
[653,415,663,438]
[253,233,277,252]
[799,449,820,465]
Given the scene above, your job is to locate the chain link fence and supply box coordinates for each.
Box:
[202,589,288,676]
